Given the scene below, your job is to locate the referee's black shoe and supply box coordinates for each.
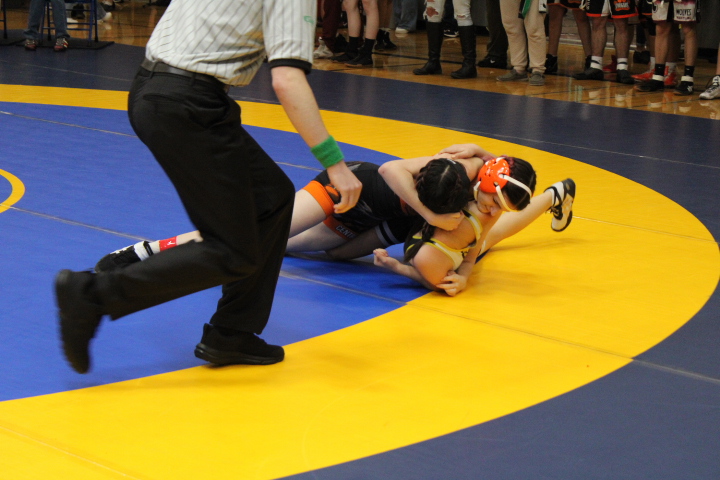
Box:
[55,270,103,374]
[194,323,284,366]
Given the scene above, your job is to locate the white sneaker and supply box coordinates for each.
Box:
[546,179,576,232]
[699,75,720,100]
[395,27,409,34]
[313,41,333,59]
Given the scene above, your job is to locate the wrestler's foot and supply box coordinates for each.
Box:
[194,323,284,366]
[95,241,151,273]
[546,179,575,232]
[55,270,103,374]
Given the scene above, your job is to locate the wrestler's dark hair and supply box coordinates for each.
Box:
[415,158,472,215]
[404,158,472,262]
[502,157,536,211]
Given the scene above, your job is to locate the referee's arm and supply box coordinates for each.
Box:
[271,65,362,213]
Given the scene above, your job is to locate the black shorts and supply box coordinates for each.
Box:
[586,0,638,18]
[548,0,584,10]
[304,161,418,244]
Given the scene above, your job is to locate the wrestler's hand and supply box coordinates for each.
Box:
[436,270,467,297]
[326,161,362,213]
[373,248,393,268]
[437,144,481,160]
[426,211,463,231]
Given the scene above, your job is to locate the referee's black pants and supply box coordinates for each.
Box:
[95,68,295,334]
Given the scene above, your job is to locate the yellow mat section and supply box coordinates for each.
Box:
[0,310,629,480]
[0,86,717,479]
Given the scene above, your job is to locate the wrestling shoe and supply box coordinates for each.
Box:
[674,80,693,96]
[94,241,151,273]
[616,70,634,85]
[194,323,284,366]
[603,55,617,73]
[544,54,558,75]
[699,76,720,100]
[632,68,654,82]
[663,70,677,88]
[573,67,603,81]
[633,50,651,64]
[345,51,373,67]
[55,270,103,374]
[330,51,355,63]
[636,79,664,92]
[546,179,575,232]
[477,56,507,69]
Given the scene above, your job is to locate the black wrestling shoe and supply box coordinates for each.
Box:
[194,323,284,366]
[545,54,558,74]
[55,270,103,374]
[573,67,603,81]
[477,56,507,69]
[95,241,150,273]
[636,79,664,92]
[616,70,634,85]
[674,80,694,96]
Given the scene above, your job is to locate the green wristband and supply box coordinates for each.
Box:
[311,136,344,169]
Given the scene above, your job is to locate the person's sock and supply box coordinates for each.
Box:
[144,236,179,256]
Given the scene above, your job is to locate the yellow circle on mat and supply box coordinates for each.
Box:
[0,168,25,214]
[0,86,717,479]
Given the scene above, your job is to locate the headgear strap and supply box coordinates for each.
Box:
[475,157,533,212]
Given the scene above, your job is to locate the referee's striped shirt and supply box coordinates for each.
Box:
[145,0,316,86]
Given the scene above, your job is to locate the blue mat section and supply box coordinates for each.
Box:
[0,103,419,402]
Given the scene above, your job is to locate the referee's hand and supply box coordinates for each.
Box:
[326,161,362,213]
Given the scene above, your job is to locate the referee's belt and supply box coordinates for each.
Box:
[140,59,224,87]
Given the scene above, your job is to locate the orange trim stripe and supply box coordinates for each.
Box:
[303,180,335,217]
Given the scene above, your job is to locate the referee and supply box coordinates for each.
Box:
[55,0,363,374]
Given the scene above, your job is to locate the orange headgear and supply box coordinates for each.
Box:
[474,157,533,211]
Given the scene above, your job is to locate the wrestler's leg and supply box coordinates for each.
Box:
[286,223,347,252]
[481,189,554,253]
[289,189,328,237]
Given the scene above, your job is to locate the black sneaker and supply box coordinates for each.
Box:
[545,179,576,232]
[374,30,397,51]
[95,242,150,273]
[633,50,651,64]
[573,67,603,80]
[616,70,634,85]
[443,28,459,38]
[345,51,373,67]
[477,56,507,69]
[55,270,103,374]
[71,4,85,19]
[194,323,284,366]
[636,79,664,92]
[545,54,558,74]
[674,80,693,96]
[330,52,355,63]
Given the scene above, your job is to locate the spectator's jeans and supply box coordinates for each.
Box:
[393,0,418,30]
[24,0,69,40]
